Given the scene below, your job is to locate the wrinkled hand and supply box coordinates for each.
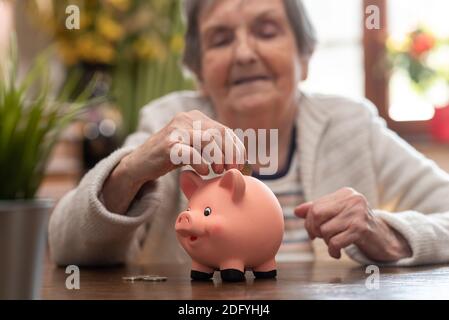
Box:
[294,188,412,262]
[102,110,246,215]
[125,110,247,184]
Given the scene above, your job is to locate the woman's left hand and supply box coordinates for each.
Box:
[294,188,412,262]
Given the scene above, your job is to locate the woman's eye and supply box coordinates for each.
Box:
[204,207,212,216]
[186,208,191,211]
[209,31,233,48]
[257,22,279,38]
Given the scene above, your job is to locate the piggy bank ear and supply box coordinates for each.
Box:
[180,170,204,200]
[219,169,246,202]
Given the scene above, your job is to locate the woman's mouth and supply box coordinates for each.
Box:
[190,236,198,242]
[232,75,272,86]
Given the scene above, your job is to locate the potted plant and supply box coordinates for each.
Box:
[0,40,94,300]
[388,28,449,142]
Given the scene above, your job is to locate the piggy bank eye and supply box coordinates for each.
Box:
[186,207,191,211]
[204,207,212,216]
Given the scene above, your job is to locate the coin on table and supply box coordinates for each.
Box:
[123,275,167,282]
[141,275,167,282]
[241,162,253,176]
[122,275,144,281]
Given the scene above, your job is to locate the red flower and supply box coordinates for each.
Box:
[410,32,435,58]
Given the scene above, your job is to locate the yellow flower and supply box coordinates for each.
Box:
[76,33,115,64]
[133,37,152,59]
[97,14,125,42]
[133,36,167,61]
[95,43,116,64]
[170,34,185,54]
[79,11,92,29]
[76,34,97,61]
[57,40,79,65]
[105,0,131,11]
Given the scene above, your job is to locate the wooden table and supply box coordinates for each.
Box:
[42,257,449,300]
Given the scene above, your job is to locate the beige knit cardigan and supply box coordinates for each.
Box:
[48,91,449,267]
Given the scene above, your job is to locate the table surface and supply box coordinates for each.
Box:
[42,257,449,300]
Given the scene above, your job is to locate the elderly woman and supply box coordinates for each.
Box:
[49,0,449,269]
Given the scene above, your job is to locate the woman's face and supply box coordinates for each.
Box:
[198,0,303,121]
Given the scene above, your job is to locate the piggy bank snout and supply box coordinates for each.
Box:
[177,212,191,225]
[175,212,205,237]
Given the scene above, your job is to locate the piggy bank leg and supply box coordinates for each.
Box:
[219,261,245,282]
[191,260,215,281]
[253,259,277,279]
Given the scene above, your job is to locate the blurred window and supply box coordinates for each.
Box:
[302,0,365,100]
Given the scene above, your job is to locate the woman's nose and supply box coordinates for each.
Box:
[234,32,257,65]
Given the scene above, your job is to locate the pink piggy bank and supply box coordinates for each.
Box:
[175,169,284,282]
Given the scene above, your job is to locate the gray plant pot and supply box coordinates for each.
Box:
[0,199,52,300]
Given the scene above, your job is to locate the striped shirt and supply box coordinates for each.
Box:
[254,127,314,262]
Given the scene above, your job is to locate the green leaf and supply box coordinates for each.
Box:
[0,36,97,200]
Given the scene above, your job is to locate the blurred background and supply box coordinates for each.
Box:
[1,0,448,202]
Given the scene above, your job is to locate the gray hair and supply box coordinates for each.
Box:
[181,0,317,77]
